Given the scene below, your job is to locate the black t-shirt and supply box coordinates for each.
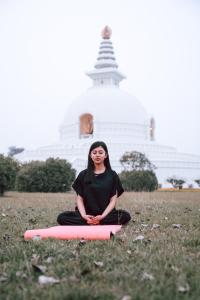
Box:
[72,169,124,215]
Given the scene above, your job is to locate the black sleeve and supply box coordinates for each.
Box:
[72,171,85,198]
[110,171,124,198]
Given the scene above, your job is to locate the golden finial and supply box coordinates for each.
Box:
[101,26,112,39]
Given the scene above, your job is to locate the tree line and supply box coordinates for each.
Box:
[0,151,199,196]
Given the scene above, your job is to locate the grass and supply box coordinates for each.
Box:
[0,191,200,300]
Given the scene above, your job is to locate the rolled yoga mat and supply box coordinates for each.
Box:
[24,225,122,240]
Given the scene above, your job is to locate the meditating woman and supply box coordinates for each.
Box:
[57,141,131,225]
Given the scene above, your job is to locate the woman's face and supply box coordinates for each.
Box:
[90,146,107,166]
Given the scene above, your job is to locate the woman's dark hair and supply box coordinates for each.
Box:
[85,141,112,183]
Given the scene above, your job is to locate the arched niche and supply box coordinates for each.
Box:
[79,113,94,138]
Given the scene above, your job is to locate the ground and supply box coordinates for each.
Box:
[0,191,200,300]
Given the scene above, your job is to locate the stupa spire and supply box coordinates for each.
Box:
[95,25,118,70]
[86,26,125,87]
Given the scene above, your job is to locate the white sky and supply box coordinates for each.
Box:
[0,0,200,156]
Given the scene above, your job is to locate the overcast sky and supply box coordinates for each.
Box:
[0,0,200,156]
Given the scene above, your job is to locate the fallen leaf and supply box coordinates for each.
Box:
[133,235,144,242]
[46,256,54,263]
[178,283,190,293]
[94,261,104,267]
[68,275,80,283]
[16,271,27,278]
[32,264,47,273]
[151,224,160,230]
[38,275,60,285]
[121,296,131,300]
[142,272,154,280]
[0,274,8,282]
[172,224,181,229]
[141,223,149,228]
[171,265,179,272]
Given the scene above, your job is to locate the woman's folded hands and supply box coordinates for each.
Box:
[82,214,104,225]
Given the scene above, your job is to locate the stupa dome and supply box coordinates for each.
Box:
[60,26,149,143]
[62,87,148,125]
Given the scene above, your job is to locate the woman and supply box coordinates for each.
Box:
[57,141,131,225]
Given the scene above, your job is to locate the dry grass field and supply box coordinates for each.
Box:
[0,191,200,300]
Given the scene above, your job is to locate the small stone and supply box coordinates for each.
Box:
[152,224,160,229]
[94,261,104,267]
[38,275,60,285]
[133,235,144,242]
[172,224,181,229]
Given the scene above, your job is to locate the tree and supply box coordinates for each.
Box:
[15,161,47,192]
[120,151,156,171]
[194,179,200,187]
[8,146,24,157]
[167,177,185,189]
[44,158,76,192]
[120,170,158,192]
[0,154,19,196]
[15,158,76,192]
[119,151,158,192]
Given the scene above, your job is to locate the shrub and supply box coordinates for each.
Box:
[15,158,75,192]
[119,170,158,192]
[0,154,19,196]
[166,177,185,189]
[194,179,200,187]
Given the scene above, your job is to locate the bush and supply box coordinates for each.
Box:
[0,154,19,196]
[166,177,185,189]
[119,170,158,192]
[194,179,200,187]
[15,158,76,192]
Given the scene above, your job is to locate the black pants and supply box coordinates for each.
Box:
[57,209,131,225]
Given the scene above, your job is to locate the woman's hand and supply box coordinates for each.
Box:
[82,214,104,225]
[91,215,104,225]
[82,214,95,224]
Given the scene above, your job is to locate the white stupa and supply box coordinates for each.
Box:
[16,26,200,186]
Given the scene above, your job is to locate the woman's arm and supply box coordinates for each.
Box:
[101,194,117,218]
[76,195,94,223]
[93,194,117,223]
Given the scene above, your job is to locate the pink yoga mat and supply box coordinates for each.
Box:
[24,225,122,240]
